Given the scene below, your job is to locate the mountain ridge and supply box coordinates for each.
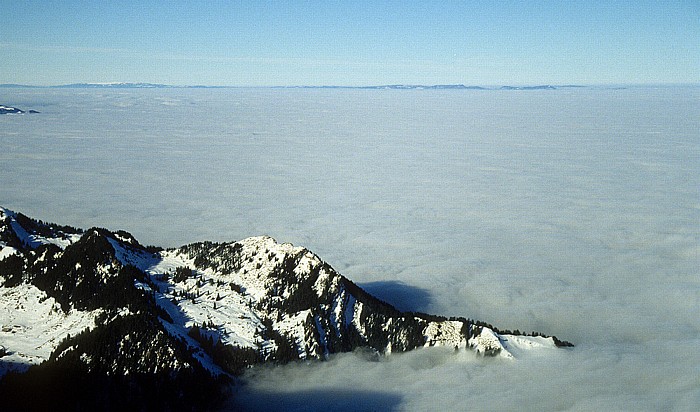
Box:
[0,206,572,410]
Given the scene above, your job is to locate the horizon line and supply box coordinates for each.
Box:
[1,82,699,90]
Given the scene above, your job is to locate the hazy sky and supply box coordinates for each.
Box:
[2,1,698,86]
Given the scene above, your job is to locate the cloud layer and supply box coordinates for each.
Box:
[1,86,698,410]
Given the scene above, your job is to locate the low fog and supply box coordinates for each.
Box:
[1,87,698,410]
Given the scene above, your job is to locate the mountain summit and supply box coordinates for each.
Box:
[0,207,571,410]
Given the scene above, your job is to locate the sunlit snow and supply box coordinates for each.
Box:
[0,283,97,376]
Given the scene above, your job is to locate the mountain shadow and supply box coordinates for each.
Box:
[358,281,434,313]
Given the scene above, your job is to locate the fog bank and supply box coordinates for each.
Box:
[1,86,698,410]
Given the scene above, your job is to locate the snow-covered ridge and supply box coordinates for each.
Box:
[0,207,572,381]
[0,207,82,251]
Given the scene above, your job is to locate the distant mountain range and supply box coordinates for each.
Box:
[0,82,585,90]
[0,82,202,89]
[277,84,490,90]
[0,207,572,410]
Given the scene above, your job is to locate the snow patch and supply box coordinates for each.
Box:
[0,246,18,261]
[0,283,97,376]
[468,327,512,358]
[499,334,558,358]
[424,320,467,349]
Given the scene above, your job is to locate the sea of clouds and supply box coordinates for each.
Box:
[1,86,698,410]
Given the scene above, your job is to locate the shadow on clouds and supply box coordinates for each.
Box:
[228,388,403,412]
[359,281,434,313]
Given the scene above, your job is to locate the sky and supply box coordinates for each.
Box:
[1,1,698,86]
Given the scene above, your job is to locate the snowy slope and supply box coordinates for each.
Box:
[0,283,97,376]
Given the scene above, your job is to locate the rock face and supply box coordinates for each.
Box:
[0,206,571,410]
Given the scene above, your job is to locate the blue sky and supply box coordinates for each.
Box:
[1,1,698,86]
